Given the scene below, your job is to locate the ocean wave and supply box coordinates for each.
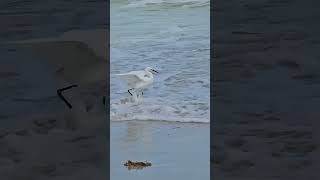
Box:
[121,0,209,8]
[111,114,210,123]
[110,96,209,123]
[111,0,209,124]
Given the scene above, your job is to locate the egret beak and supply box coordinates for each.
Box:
[151,69,159,74]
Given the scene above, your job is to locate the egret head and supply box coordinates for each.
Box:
[145,67,159,74]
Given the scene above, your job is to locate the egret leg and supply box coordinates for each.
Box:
[142,91,143,96]
[128,88,134,96]
[57,84,78,109]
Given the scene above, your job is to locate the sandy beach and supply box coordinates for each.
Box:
[0,4,110,178]
[1,26,108,179]
[212,0,320,179]
[111,120,209,180]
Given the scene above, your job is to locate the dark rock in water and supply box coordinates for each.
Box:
[124,160,152,170]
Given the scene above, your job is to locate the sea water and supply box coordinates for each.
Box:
[111,0,210,123]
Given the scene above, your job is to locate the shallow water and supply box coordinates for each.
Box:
[111,121,210,180]
[110,0,210,123]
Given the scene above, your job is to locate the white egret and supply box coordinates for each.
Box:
[115,67,158,96]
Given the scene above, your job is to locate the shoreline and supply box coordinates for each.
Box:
[111,120,210,180]
[111,119,210,124]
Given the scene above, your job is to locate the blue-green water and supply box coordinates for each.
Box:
[111,121,210,180]
[111,0,210,122]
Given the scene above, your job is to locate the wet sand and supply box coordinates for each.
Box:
[111,121,210,180]
[0,29,108,179]
[212,0,320,179]
[0,0,108,179]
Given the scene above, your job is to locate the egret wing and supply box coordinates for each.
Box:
[115,73,144,89]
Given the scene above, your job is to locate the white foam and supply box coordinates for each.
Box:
[111,96,209,123]
[111,0,209,124]
[111,114,209,123]
[122,0,209,8]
